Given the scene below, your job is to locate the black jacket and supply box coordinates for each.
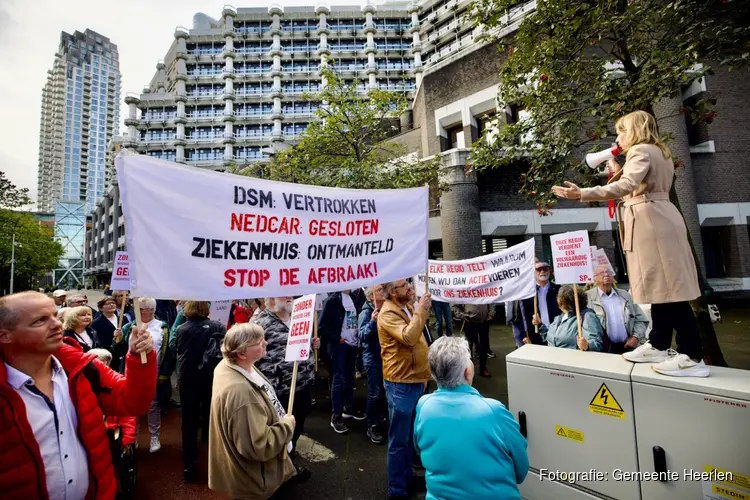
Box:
[513,282,562,344]
[318,292,346,345]
[174,317,225,387]
[155,300,178,329]
[63,327,101,352]
[91,314,119,353]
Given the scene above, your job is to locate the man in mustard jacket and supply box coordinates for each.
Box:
[378,279,432,500]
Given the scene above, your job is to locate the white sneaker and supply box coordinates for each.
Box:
[149,435,161,453]
[652,352,710,378]
[622,342,668,363]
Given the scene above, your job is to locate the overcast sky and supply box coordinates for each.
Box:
[0,0,370,205]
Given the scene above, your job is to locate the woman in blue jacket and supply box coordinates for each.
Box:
[528,285,605,352]
[414,336,528,500]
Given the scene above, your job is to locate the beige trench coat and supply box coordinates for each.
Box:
[580,143,700,304]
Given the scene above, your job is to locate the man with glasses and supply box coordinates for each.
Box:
[507,260,562,347]
[378,279,432,500]
[586,264,649,354]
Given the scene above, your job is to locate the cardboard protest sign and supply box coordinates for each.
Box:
[413,239,536,304]
[116,155,429,300]
[285,294,316,362]
[591,247,615,276]
[209,300,233,327]
[110,251,131,291]
[551,231,594,284]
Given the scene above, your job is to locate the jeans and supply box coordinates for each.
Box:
[331,342,358,415]
[432,300,453,337]
[364,364,387,427]
[384,380,425,497]
[277,384,313,460]
[649,301,704,360]
[511,322,527,347]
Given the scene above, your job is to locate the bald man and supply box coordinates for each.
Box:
[0,291,157,499]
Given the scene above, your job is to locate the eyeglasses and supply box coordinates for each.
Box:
[536,267,550,272]
[393,283,409,291]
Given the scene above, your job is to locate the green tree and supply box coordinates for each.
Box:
[468,0,750,366]
[0,171,64,293]
[235,67,441,190]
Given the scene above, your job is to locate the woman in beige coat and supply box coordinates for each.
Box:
[552,110,708,378]
[208,323,299,499]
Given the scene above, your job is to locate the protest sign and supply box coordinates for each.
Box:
[285,294,316,362]
[110,251,131,291]
[551,230,594,284]
[116,155,428,300]
[413,239,536,304]
[209,300,233,327]
[591,247,615,276]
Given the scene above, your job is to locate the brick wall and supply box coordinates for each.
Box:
[691,66,750,204]
[421,44,507,157]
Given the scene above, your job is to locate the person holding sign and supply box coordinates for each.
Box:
[114,298,176,454]
[552,111,708,377]
[526,286,604,352]
[208,323,300,500]
[253,296,319,468]
[378,279,432,500]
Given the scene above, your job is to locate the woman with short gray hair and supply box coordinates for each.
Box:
[414,336,529,500]
[209,323,301,499]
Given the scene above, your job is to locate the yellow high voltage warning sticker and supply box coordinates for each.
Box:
[589,383,625,419]
[555,425,584,443]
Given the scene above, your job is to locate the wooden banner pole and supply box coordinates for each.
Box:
[532,295,539,342]
[313,311,319,372]
[132,298,148,364]
[117,293,127,329]
[287,360,299,414]
[573,285,583,341]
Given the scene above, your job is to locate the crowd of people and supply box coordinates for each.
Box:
[0,110,715,499]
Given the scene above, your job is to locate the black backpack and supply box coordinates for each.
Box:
[198,330,225,374]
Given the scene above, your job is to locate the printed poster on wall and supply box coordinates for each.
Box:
[209,300,232,327]
[413,239,536,304]
[116,154,429,300]
[551,230,594,284]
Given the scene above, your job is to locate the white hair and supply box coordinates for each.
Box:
[428,336,472,389]
[364,286,375,301]
[138,297,156,310]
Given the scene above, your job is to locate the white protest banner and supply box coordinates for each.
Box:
[209,300,233,327]
[285,294,316,362]
[116,154,428,300]
[551,230,594,284]
[592,247,615,276]
[413,239,536,304]
[110,251,131,291]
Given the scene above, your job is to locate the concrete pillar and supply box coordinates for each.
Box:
[438,149,482,259]
[176,145,185,163]
[725,224,750,278]
[177,101,185,116]
[654,97,706,274]
[128,103,137,119]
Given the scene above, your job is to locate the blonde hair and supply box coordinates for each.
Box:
[615,111,672,159]
[222,323,265,363]
[183,301,210,319]
[63,306,92,330]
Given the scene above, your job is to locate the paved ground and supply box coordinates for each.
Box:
[79,290,750,500]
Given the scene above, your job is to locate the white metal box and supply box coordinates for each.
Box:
[631,364,750,500]
[507,345,639,500]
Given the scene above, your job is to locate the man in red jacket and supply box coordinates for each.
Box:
[0,291,158,500]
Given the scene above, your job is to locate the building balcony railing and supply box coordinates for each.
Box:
[188,112,224,119]
[186,135,223,142]
[143,113,177,121]
[186,155,224,163]
[188,71,223,77]
[188,48,223,56]
[233,153,264,161]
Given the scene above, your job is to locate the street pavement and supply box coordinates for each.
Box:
[125,327,516,500]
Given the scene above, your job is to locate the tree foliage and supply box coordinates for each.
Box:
[235,67,441,190]
[0,171,64,292]
[468,0,749,210]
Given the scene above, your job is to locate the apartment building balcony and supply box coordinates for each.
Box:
[269,109,284,120]
[222,132,236,144]
[270,86,283,98]
[316,43,331,56]
[222,110,236,122]
[223,68,236,79]
[124,117,139,127]
[174,112,188,124]
[188,111,224,122]
[363,21,377,34]
[411,41,422,53]
[316,23,329,35]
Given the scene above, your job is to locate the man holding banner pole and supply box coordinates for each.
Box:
[378,279,432,500]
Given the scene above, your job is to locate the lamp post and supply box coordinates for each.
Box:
[10,233,16,294]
